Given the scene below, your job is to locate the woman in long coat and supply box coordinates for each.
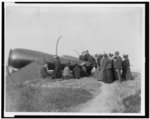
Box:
[97,54,114,83]
[122,55,133,81]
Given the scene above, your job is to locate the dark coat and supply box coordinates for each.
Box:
[52,58,62,78]
[122,58,130,70]
[79,55,84,61]
[73,66,80,79]
[122,58,133,80]
[84,53,92,62]
[113,56,122,70]
[97,57,114,83]
[97,56,103,67]
[41,66,49,78]
[113,56,122,81]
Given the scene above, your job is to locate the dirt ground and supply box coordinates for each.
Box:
[5,72,141,113]
[81,73,141,113]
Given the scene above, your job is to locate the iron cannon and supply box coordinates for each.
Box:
[8,48,92,71]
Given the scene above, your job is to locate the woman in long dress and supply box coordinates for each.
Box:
[122,55,133,81]
[97,54,114,83]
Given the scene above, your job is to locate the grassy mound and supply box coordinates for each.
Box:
[16,87,93,112]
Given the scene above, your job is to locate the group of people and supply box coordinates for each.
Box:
[41,56,85,79]
[93,51,133,83]
[41,50,133,83]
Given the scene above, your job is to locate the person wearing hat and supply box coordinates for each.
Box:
[52,55,62,79]
[97,53,114,83]
[96,54,103,67]
[84,50,92,62]
[108,53,115,81]
[113,51,122,82]
[97,53,106,81]
[122,55,133,81]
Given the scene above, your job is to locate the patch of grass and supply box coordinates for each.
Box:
[122,91,141,113]
[6,86,93,112]
[81,73,141,113]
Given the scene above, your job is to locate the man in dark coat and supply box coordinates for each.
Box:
[52,56,62,79]
[73,64,80,79]
[97,54,103,67]
[122,55,133,81]
[113,51,122,82]
[84,50,92,62]
[79,52,85,61]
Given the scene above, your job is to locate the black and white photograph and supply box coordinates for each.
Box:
[2,2,148,117]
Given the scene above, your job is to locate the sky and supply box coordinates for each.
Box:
[5,3,145,71]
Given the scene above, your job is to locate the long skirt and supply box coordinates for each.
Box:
[103,69,114,83]
[97,68,104,81]
[122,68,133,81]
[97,68,114,83]
[94,68,100,78]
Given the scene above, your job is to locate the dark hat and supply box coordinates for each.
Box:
[115,51,119,56]
[123,55,128,58]
[109,53,113,57]
[103,53,108,57]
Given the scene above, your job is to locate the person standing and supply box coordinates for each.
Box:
[73,64,80,79]
[97,54,107,81]
[97,54,114,83]
[113,51,122,82]
[52,56,62,79]
[97,54,103,67]
[122,55,133,81]
[108,53,115,82]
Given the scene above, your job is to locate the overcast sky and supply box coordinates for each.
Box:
[5,4,145,71]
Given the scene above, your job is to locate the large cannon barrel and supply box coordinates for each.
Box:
[8,48,55,69]
[8,48,92,70]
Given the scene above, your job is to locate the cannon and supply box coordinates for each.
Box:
[8,48,92,71]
